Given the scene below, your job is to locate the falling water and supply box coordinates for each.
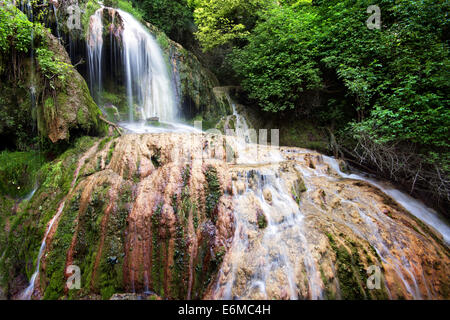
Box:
[86,8,177,123]
[20,203,65,300]
[217,167,323,299]
[212,136,323,299]
[87,8,103,102]
[118,9,176,122]
[52,4,61,40]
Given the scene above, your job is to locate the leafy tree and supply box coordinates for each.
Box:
[227,0,449,204]
[189,0,272,51]
[133,0,194,44]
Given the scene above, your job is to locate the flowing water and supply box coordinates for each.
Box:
[16,6,448,300]
[19,143,100,300]
[119,9,177,122]
[87,8,177,123]
[323,156,450,246]
[52,4,61,40]
[212,128,448,299]
[87,8,104,101]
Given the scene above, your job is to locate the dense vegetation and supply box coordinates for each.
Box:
[188,0,450,211]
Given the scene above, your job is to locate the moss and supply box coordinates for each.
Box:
[43,192,82,300]
[0,151,43,198]
[151,148,162,168]
[95,182,133,300]
[151,202,164,297]
[292,176,307,205]
[68,184,110,298]
[204,166,222,224]
[319,266,336,300]
[170,217,189,298]
[257,212,268,229]
[105,140,116,166]
[327,233,389,300]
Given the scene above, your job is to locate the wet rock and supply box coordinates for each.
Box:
[263,188,272,203]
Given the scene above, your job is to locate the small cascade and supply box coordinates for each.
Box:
[20,203,64,300]
[22,184,38,202]
[231,104,252,143]
[52,4,61,40]
[210,142,449,300]
[213,144,324,300]
[19,143,100,300]
[323,156,450,246]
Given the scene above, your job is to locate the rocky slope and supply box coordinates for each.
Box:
[1,133,448,300]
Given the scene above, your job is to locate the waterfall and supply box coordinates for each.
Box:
[52,4,61,40]
[118,9,176,122]
[20,205,64,300]
[86,8,177,122]
[87,8,103,102]
[215,166,324,300]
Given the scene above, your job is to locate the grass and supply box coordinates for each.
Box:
[0,150,44,198]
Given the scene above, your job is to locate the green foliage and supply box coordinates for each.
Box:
[230,5,322,112]
[226,0,449,201]
[0,151,43,198]
[0,3,33,53]
[117,0,144,21]
[134,0,193,43]
[189,0,271,51]
[36,47,71,85]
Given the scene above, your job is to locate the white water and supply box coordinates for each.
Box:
[86,8,177,123]
[19,144,98,300]
[118,9,177,122]
[214,142,323,299]
[323,156,450,246]
[52,4,60,40]
[87,8,103,99]
[20,202,65,300]
[231,102,253,144]
[119,121,202,134]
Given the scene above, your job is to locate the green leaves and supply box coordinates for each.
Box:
[0,3,33,53]
[190,0,271,51]
[36,47,71,85]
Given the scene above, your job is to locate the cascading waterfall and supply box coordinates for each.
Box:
[118,9,176,122]
[323,156,450,246]
[211,132,448,299]
[86,8,177,123]
[214,165,324,300]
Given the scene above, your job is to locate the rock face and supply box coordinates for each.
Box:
[209,146,449,300]
[16,133,235,300]
[0,21,105,146]
[1,132,448,300]
[39,32,106,142]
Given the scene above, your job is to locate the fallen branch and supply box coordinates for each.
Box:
[99,115,123,136]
